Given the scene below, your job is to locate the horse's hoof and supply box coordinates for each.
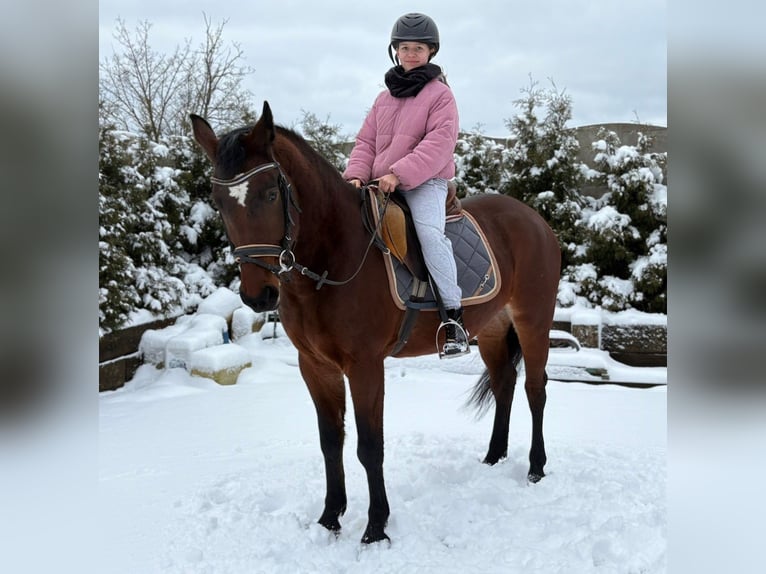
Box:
[318,516,342,533]
[361,526,391,545]
[527,472,544,483]
[482,452,507,466]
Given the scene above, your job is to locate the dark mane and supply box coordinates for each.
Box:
[275,125,347,184]
[214,123,346,184]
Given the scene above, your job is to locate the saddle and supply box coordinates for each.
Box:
[360,181,500,356]
[371,180,462,282]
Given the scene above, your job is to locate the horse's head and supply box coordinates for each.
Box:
[191,101,291,312]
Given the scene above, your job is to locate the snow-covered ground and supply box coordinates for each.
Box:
[99,323,666,573]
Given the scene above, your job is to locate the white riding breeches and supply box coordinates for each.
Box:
[401,178,462,309]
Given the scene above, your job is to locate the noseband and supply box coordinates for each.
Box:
[211,161,300,278]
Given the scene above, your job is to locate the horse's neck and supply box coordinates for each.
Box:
[276,142,364,265]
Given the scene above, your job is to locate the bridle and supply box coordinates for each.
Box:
[211,161,300,278]
[210,160,386,290]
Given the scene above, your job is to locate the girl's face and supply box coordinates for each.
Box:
[396,41,433,71]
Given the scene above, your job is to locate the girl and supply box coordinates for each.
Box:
[343,12,468,357]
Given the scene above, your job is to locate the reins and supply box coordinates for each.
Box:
[212,162,390,290]
[292,187,387,290]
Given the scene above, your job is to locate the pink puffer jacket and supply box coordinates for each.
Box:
[343,78,459,191]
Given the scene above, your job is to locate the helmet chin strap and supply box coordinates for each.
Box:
[388,44,399,65]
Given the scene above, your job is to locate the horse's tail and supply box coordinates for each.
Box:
[465,323,523,419]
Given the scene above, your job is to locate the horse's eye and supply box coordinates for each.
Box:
[267,189,278,202]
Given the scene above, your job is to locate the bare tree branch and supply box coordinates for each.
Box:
[99,16,255,140]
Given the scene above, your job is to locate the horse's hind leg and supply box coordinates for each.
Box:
[476,311,523,465]
[515,320,550,482]
[299,353,348,533]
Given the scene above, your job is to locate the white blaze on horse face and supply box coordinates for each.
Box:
[229,180,249,206]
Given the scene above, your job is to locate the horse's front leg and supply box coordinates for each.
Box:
[348,360,390,544]
[298,353,347,533]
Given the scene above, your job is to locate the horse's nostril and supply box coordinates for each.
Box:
[240,286,279,312]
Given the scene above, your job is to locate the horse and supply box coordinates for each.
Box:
[190,101,561,544]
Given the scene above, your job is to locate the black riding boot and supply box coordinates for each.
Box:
[442,307,470,358]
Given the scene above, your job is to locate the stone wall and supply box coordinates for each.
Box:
[99,317,177,392]
[552,319,667,367]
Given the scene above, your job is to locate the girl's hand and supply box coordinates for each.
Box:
[378,173,400,193]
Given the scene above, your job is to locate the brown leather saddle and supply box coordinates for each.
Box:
[361,181,499,355]
[371,180,462,282]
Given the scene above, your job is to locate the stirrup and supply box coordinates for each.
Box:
[436,319,470,359]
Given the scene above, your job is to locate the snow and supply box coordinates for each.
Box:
[601,308,667,327]
[139,322,194,366]
[196,287,243,321]
[554,301,666,328]
[587,205,635,236]
[100,308,667,573]
[190,344,252,373]
[230,306,263,341]
[164,324,225,370]
[139,313,228,369]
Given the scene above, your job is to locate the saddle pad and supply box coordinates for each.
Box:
[382,211,501,310]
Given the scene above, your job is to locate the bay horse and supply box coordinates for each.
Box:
[190,101,561,544]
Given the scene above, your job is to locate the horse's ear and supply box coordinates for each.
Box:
[190,114,218,163]
[246,101,275,148]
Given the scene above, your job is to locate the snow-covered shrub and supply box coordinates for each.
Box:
[99,126,142,332]
[453,127,508,197]
[501,80,588,269]
[98,127,235,333]
[571,128,667,313]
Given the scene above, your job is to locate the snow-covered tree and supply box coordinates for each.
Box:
[564,128,667,312]
[98,128,232,333]
[297,111,349,173]
[502,80,588,268]
[453,126,507,197]
[166,134,238,289]
[99,125,141,332]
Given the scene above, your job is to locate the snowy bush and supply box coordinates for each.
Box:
[573,128,667,313]
[453,127,508,197]
[630,243,667,313]
[501,80,588,269]
[98,126,235,333]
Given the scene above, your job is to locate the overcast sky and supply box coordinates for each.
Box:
[99,0,666,138]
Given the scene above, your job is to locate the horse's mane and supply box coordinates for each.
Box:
[215,123,347,185]
[275,125,347,185]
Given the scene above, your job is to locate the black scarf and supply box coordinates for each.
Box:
[384,63,444,98]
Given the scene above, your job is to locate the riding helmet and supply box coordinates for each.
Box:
[389,13,440,63]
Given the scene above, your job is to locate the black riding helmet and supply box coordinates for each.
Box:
[388,13,440,64]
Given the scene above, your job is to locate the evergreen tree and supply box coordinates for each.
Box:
[167,134,238,288]
[453,125,507,197]
[502,80,588,269]
[98,128,229,332]
[297,111,349,172]
[120,135,189,316]
[569,128,667,312]
[99,126,141,332]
